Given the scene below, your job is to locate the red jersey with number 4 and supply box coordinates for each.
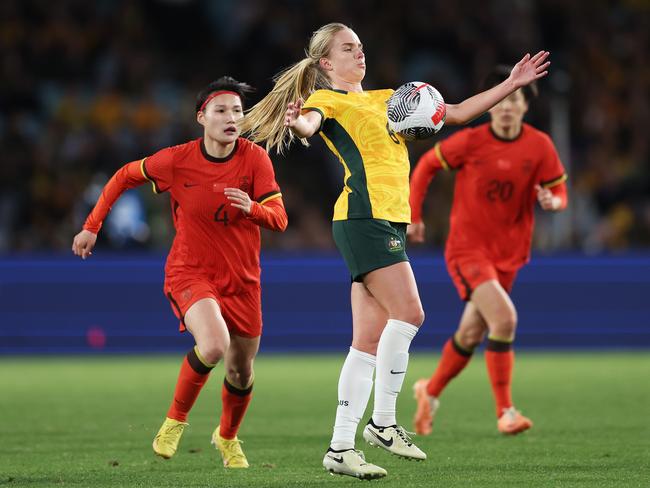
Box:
[413,123,566,271]
[141,137,282,293]
[83,137,286,296]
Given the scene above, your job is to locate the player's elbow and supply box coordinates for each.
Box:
[278,215,288,232]
[274,209,288,232]
[276,201,289,232]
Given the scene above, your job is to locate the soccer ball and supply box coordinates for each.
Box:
[387,82,446,140]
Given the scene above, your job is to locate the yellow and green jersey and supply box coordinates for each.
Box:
[303,89,411,223]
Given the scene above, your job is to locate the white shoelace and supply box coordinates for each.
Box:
[394,426,416,446]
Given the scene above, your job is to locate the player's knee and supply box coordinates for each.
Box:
[226,363,253,389]
[201,338,230,364]
[457,328,484,349]
[493,310,517,337]
[351,338,379,356]
[405,306,425,327]
[392,302,425,326]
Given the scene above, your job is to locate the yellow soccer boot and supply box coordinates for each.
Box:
[152,417,188,459]
[211,426,249,468]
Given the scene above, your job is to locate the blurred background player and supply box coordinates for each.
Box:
[72,76,288,467]
[409,66,568,436]
[241,23,549,479]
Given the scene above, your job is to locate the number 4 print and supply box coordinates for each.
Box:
[214,204,229,226]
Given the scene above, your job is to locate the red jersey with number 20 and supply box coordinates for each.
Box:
[416,123,566,271]
[142,137,282,294]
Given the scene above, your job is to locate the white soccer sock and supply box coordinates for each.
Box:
[330,347,376,450]
[372,319,419,427]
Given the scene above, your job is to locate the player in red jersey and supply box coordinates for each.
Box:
[409,66,568,436]
[71,77,287,468]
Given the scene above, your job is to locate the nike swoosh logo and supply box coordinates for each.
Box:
[369,430,393,447]
[390,370,406,374]
[184,183,198,188]
[327,455,344,463]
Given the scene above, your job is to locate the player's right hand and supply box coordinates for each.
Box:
[284,99,303,128]
[72,229,97,260]
[407,222,426,243]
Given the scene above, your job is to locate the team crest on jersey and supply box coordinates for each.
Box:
[497,158,512,170]
[239,176,250,193]
[181,288,192,301]
[467,263,481,279]
[386,235,404,252]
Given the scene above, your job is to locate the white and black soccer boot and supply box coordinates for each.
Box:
[322,447,387,480]
[362,418,426,460]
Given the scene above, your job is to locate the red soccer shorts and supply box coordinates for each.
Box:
[164,274,262,338]
[446,252,518,301]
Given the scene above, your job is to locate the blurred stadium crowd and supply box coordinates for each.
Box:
[1,0,648,253]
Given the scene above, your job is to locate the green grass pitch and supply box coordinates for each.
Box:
[1,352,649,487]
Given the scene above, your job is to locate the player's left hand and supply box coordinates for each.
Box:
[509,51,550,88]
[407,222,426,243]
[535,184,561,211]
[225,188,253,214]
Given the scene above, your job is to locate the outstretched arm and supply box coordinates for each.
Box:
[72,161,147,259]
[285,99,322,138]
[445,51,550,125]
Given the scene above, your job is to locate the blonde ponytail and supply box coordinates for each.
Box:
[241,23,349,154]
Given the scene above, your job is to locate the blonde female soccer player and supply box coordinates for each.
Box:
[241,23,549,479]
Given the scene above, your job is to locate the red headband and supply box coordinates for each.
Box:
[199,90,240,112]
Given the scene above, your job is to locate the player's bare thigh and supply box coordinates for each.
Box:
[184,297,231,364]
[351,282,388,355]
[224,334,260,389]
[362,261,425,326]
[470,280,518,341]
[455,301,488,350]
